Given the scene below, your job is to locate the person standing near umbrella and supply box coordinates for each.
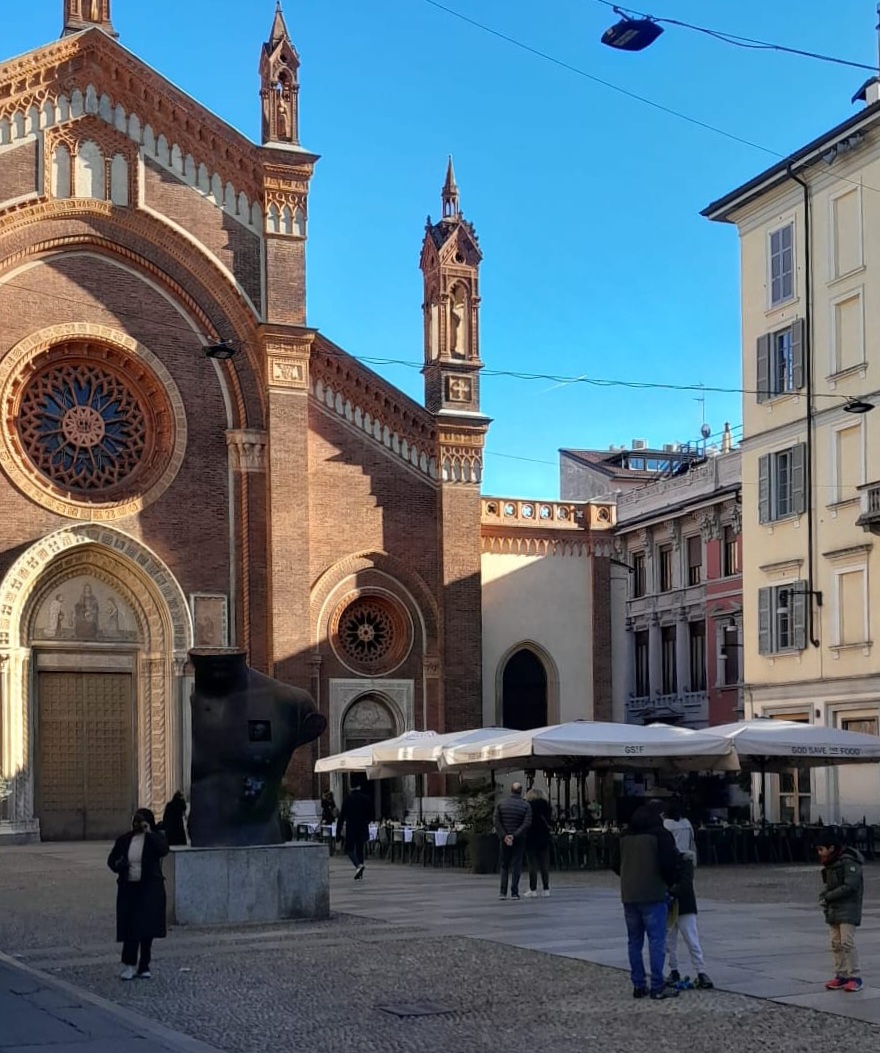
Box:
[494,782,532,900]
[337,782,373,881]
[817,830,864,992]
[612,801,680,1000]
[523,787,552,898]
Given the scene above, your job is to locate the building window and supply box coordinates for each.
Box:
[779,766,812,824]
[634,630,649,697]
[769,222,794,306]
[758,582,807,655]
[832,423,863,504]
[722,624,740,685]
[632,552,646,598]
[841,716,878,736]
[688,621,706,692]
[686,535,702,587]
[758,444,806,523]
[661,625,676,694]
[722,525,739,577]
[832,292,864,374]
[756,320,804,401]
[834,568,867,646]
[658,545,673,593]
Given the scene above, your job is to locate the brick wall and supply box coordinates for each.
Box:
[142,159,262,309]
[0,141,37,205]
[265,236,305,325]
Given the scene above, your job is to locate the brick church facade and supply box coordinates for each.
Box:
[0,2,490,840]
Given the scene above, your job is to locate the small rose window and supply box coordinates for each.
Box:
[331,594,411,675]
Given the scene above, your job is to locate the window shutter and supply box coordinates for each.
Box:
[791,319,805,390]
[790,443,806,515]
[756,334,771,402]
[758,454,771,524]
[758,587,772,655]
[792,581,808,650]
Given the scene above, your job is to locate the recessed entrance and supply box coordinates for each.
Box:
[36,671,135,841]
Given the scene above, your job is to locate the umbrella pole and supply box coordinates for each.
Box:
[760,763,767,828]
[419,774,424,824]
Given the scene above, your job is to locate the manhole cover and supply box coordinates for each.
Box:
[376,1002,454,1018]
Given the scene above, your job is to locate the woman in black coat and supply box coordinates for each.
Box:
[336,785,374,879]
[107,808,169,980]
[525,788,553,896]
[160,791,188,847]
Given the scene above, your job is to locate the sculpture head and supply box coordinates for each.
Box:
[190,648,249,697]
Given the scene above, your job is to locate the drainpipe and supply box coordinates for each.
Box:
[788,166,821,648]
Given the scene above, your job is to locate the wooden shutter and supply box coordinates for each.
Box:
[758,454,771,524]
[758,587,772,655]
[756,334,771,402]
[790,443,806,515]
[792,580,808,650]
[791,319,805,390]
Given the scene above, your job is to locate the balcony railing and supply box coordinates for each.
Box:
[857,483,880,531]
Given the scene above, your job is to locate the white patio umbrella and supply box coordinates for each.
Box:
[710,719,880,767]
[710,718,880,825]
[371,726,515,772]
[314,730,439,777]
[438,720,736,774]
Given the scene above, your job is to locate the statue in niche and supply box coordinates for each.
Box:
[74,583,99,640]
[188,649,326,847]
[450,291,467,358]
[275,86,290,140]
[46,594,65,637]
[88,0,101,20]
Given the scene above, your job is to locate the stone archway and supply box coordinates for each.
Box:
[496,641,560,731]
[338,693,404,822]
[0,524,192,841]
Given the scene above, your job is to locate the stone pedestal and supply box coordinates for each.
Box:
[165,842,329,926]
[0,820,40,844]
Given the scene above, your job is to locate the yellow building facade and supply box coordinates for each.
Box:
[705,86,880,823]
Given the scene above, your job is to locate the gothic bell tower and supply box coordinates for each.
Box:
[260,2,300,145]
[421,158,484,415]
[62,0,117,37]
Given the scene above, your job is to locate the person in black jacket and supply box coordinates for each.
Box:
[612,801,680,1000]
[524,788,552,897]
[107,808,169,981]
[337,784,374,880]
[160,791,188,847]
[494,782,532,900]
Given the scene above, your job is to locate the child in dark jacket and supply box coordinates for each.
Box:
[665,855,713,989]
[817,830,865,993]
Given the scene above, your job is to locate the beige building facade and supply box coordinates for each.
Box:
[705,82,880,823]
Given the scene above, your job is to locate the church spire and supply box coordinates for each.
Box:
[62,0,117,37]
[442,155,460,218]
[260,2,301,146]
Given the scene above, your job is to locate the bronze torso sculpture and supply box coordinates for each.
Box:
[188,650,326,847]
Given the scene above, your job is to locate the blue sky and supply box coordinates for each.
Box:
[6,2,878,497]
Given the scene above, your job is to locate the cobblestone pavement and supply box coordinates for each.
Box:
[2,844,879,1053]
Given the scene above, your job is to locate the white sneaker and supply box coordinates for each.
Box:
[522,890,538,898]
[542,890,551,898]
[136,969,152,980]
[119,966,137,981]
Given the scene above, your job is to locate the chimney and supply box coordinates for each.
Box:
[721,422,733,453]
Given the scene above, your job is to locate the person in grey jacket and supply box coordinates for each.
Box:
[612,801,680,1000]
[817,830,865,992]
[494,782,532,900]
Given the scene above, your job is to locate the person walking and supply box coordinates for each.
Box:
[160,791,188,847]
[321,790,339,826]
[612,801,680,1000]
[523,787,552,898]
[817,830,865,992]
[107,808,169,981]
[494,782,532,901]
[337,783,373,880]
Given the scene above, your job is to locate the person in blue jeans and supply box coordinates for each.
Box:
[612,801,681,1000]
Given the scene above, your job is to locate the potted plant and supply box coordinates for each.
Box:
[453,778,499,874]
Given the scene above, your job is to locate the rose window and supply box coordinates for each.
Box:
[0,340,183,519]
[331,594,411,675]
[18,361,148,492]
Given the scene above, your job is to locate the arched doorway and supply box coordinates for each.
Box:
[342,695,399,820]
[0,525,192,841]
[502,649,549,731]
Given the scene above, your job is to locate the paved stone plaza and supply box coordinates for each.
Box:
[2,844,880,1052]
